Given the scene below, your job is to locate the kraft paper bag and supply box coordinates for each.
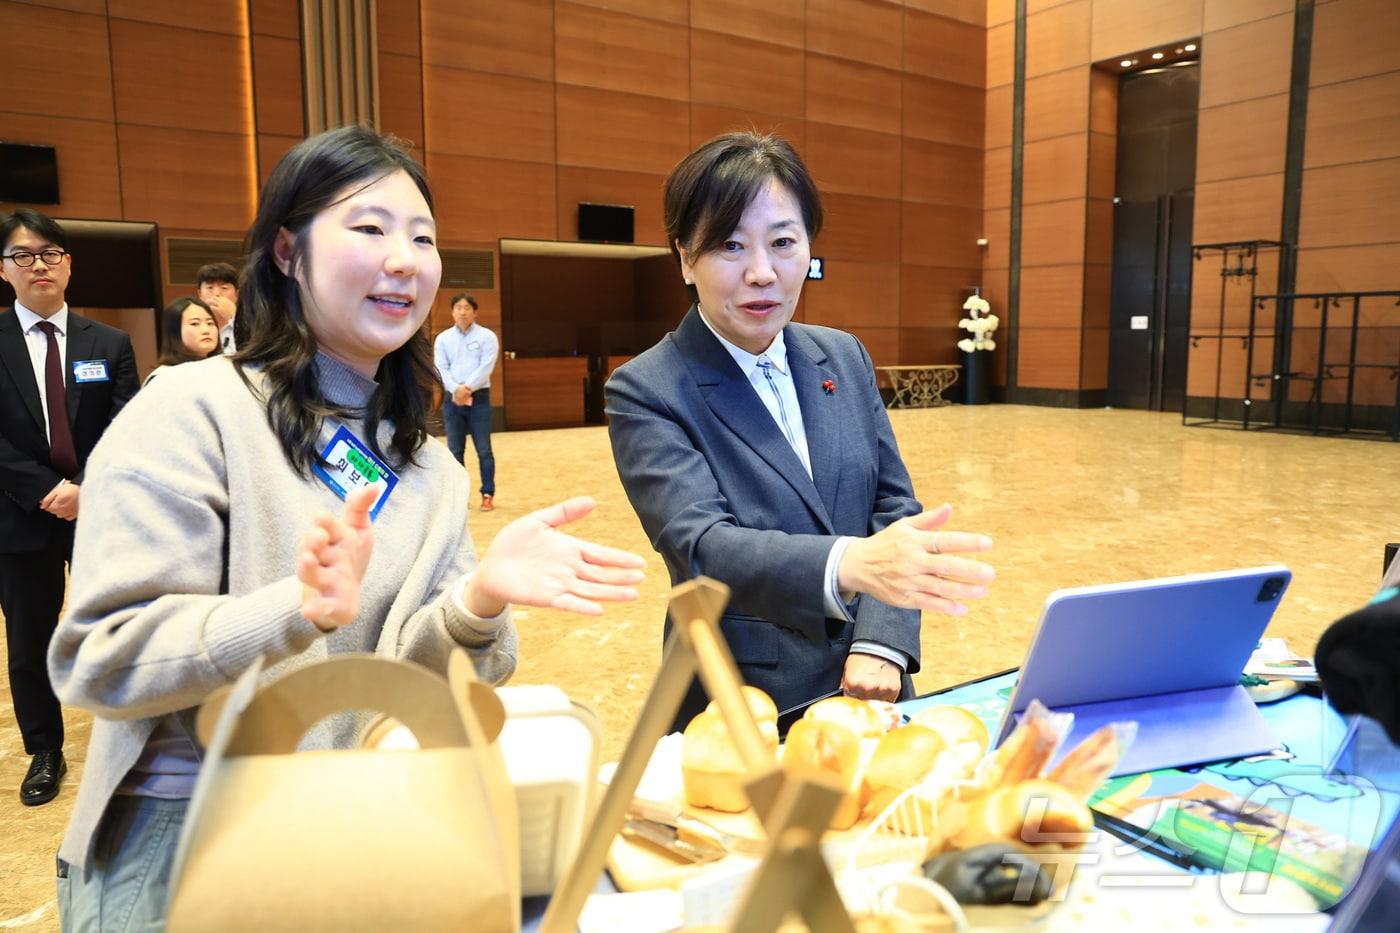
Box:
[166,650,520,932]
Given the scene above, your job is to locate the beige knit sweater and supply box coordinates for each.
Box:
[49,352,515,870]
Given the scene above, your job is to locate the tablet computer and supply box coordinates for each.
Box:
[994,565,1292,775]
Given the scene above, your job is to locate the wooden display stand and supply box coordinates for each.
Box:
[541,578,857,933]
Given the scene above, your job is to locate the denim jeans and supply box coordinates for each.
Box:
[58,796,188,933]
[443,388,495,495]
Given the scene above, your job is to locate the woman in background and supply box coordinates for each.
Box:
[142,296,220,386]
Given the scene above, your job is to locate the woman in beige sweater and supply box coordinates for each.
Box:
[49,125,644,931]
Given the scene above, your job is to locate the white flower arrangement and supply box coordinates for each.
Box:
[957,294,999,353]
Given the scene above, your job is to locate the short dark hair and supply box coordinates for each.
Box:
[663,132,822,301]
[451,292,477,310]
[0,207,68,251]
[236,123,437,475]
[196,262,239,289]
[157,296,218,366]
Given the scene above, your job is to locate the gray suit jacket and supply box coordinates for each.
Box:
[606,307,922,724]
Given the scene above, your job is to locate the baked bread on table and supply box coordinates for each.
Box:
[680,686,778,812]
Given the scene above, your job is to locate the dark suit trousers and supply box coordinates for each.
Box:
[0,525,72,753]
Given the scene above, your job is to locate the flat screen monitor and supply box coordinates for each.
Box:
[0,142,60,204]
[578,202,634,244]
[0,218,160,310]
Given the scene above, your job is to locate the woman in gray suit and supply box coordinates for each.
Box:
[606,132,995,727]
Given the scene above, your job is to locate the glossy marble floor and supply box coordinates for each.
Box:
[2,405,1396,929]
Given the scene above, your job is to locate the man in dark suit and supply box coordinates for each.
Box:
[606,133,995,728]
[0,208,138,804]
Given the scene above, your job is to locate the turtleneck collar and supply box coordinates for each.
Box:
[314,350,378,410]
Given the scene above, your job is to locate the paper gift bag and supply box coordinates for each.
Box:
[167,650,520,933]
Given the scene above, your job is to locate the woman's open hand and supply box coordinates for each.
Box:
[297,486,377,631]
[838,503,994,615]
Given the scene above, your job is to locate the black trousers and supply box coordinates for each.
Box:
[0,527,72,754]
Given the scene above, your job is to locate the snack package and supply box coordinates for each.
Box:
[975,700,1073,792]
[1046,721,1138,802]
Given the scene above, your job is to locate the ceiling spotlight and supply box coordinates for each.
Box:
[1175,48,1184,54]
[1185,43,1197,52]
[1152,52,1164,60]
[1120,59,1133,67]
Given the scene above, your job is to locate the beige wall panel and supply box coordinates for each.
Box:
[1312,0,1400,88]
[987,22,1014,88]
[111,20,248,130]
[556,2,688,101]
[906,0,985,26]
[253,35,303,138]
[573,0,688,22]
[555,85,691,174]
[983,208,1010,268]
[1090,68,1117,132]
[818,193,903,263]
[0,114,121,218]
[1025,1,1090,80]
[1018,328,1082,388]
[903,75,985,147]
[1025,67,1090,142]
[904,9,985,87]
[807,0,903,70]
[803,260,901,329]
[1019,264,1084,329]
[691,31,805,117]
[250,0,297,37]
[256,133,299,185]
[902,202,983,267]
[689,0,805,49]
[985,84,1012,148]
[984,145,1011,210]
[1085,197,1114,265]
[843,326,900,367]
[0,3,113,122]
[118,125,254,231]
[1080,326,1109,389]
[1306,72,1400,170]
[1196,94,1288,182]
[379,52,424,150]
[1023,134,1089,204]
[1082,261,1112,330]
[1203,0,1292,32]
[1299,158,1400,249]
[421,0,553,80]
[806,56,903,135]
[555,167,666,244]
[688,104,806,150]
[903,138,983,208]
[988,0,1015,27]
[376,0,420,55]
[804,122,903,199]
[1087,132,1116,201]
[1021,199,1087,267]
[424,68,553,163]
[1193,173,1283,243]
[1296,244,1400,293]
[897,326,960,366]
[429,154,556,242]
[1198,13,1292,109]
[1090,0,1203,62]
[899,263,984,329]
[108,0,241,33]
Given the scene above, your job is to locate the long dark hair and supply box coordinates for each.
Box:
[156,296,218,366]
[234,124,437,474]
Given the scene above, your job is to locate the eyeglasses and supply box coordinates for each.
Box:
[1,249,68,268]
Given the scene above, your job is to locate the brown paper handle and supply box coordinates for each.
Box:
[217,654,502,755]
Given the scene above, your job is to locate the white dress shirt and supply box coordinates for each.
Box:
[13,300,69,445]
[696,307,909,673]
[219,320,236,355]
[434,322,499,394]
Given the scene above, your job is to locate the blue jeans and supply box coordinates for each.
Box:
[443,389,495,495]
[58,796,188,933]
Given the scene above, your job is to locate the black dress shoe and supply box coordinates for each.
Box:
[20,750,67,806]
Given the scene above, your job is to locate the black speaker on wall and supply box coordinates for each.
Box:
[0,142,60,204]
[578,202,634,243]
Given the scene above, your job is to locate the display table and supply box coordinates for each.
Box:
[876,364,961,408]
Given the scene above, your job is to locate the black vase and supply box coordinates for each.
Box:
[962,349,990,405]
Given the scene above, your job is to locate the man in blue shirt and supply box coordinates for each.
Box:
[433,293,499,510]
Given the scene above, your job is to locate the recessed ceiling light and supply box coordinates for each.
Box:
[1120,59,1133,67]
[1185,43,1197,52]
[1152,52,1164,60]
[1175,48,1184,54]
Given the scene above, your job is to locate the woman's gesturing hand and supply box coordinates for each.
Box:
[297,486,378,631]
[463,497,645,618]
[837,503,994,615]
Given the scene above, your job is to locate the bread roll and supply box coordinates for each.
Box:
[682,686,779,812]
[910,706,990,762]
[805,695,886,739]
[950,779,1093,850]
[705,685,779,739]
[782,718,866,829]
[862,724,948,830]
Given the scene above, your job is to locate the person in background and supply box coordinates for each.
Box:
[606,133,996,728]
[0,207,139,806]
[195,261,239,353]
[48,125,643,928]
[434,292,499,511]
[142,296,220,387]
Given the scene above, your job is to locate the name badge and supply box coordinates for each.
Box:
[72,360,110,383]
[311,425,399,520]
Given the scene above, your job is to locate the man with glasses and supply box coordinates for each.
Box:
[0,208,138,805]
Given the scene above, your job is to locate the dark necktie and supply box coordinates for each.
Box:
[36,320,78,478]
